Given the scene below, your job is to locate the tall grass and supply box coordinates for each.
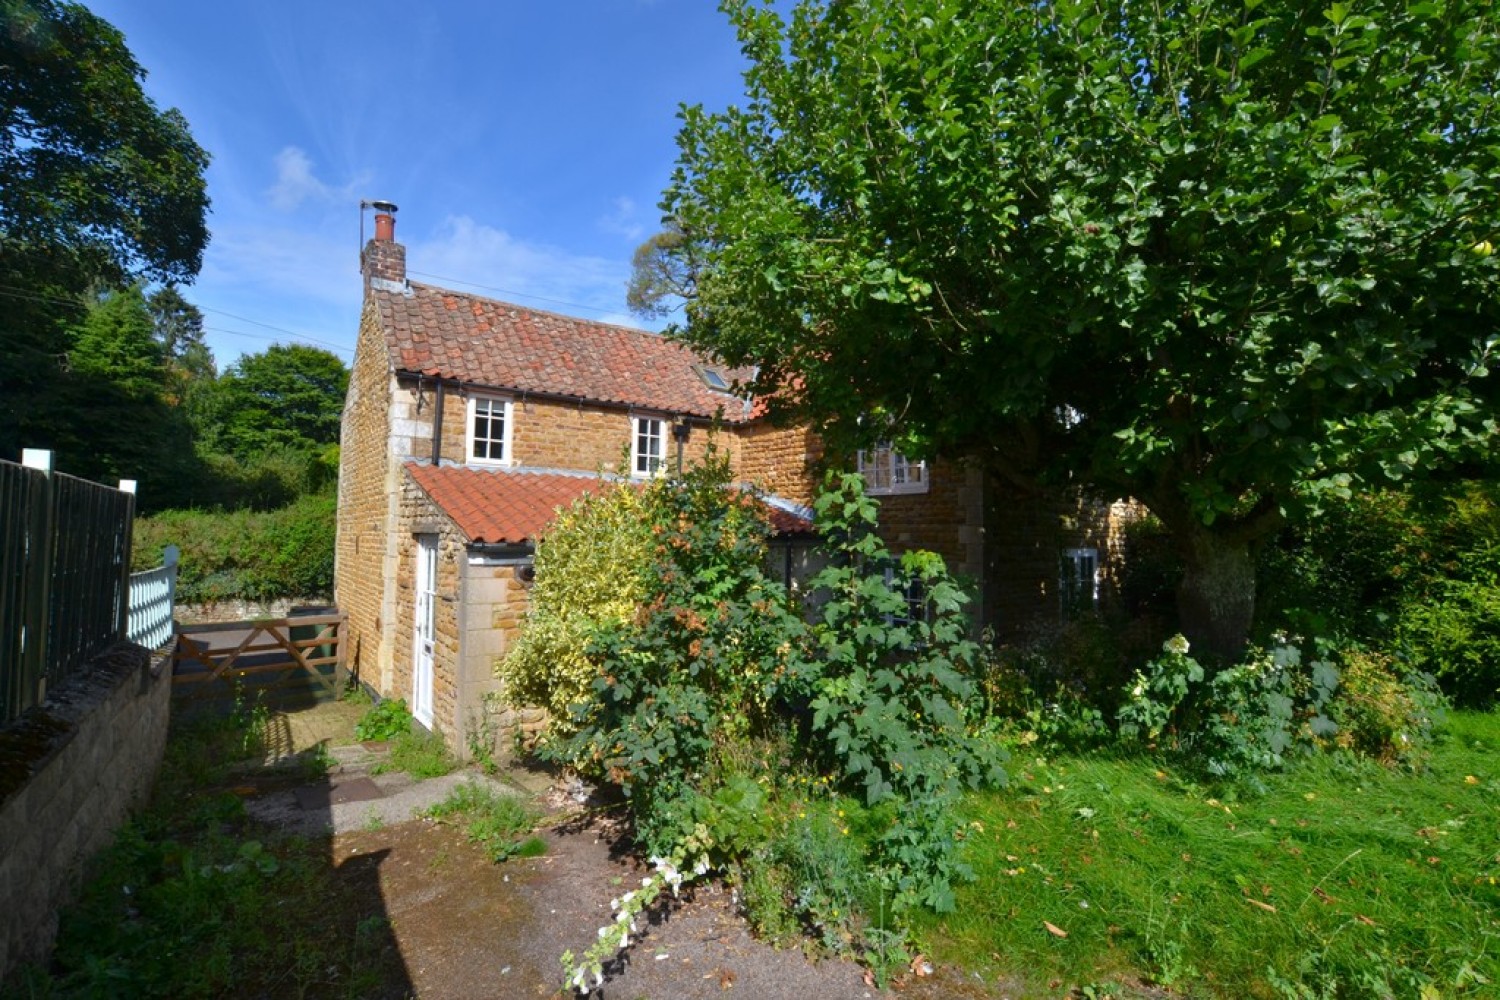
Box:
[916,712,1500,997]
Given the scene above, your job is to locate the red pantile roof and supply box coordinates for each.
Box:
[406,464,602,544]
[760,500,817,538]
[372,282,754,421]
[404,463,813,545]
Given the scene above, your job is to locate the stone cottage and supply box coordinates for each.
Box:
[334,206,1136,758]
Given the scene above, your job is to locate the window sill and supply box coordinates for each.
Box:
[867,484,930,496]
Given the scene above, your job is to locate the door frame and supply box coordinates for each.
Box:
[411,533,438,728]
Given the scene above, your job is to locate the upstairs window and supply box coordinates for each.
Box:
[632,416,664,476]
[1060,547,1100,617]
[467,395,512,465]
[857,443,928,495]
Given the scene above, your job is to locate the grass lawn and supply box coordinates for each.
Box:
[915,711,1500,997]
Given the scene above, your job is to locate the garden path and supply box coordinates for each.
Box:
[243,700,1006,999]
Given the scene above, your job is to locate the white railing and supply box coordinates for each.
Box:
[128,544,179,650]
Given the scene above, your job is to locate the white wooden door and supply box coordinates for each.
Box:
[412,535,437,728]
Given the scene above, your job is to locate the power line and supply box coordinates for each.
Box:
[0,282,354,355]
[201,326,354,355]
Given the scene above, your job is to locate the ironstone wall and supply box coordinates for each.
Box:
[0,642,171,980]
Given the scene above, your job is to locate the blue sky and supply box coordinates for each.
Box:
[85,0,751,367]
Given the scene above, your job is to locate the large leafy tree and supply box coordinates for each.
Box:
[201,344,349,459]
[626,221,700,320]
[660,0,1500,661]
[0,0,210,463]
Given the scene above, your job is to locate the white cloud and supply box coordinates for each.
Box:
[202,222,357,308]
[410,215,633,319]
[267,147,328,211]
[193,211,654,365]
[597,196,645,241]
[265,146,367,212]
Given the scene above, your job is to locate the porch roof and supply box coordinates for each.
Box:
[403,463,814,546]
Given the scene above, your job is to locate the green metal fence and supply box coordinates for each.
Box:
[0,452,136,724]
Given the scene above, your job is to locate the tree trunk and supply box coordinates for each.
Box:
[1175,528,1256,666]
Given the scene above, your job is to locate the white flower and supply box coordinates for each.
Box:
[642,876,653,887]
[619,929,630,948]
[597,925,610,939]
[693,858,710,876]
[1165,635,1191,656]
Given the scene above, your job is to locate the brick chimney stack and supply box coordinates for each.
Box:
[361,200,406,287]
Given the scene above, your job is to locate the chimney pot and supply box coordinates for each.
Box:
[362,199,406,285]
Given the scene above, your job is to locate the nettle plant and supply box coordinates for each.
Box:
[1118,634,1341,781]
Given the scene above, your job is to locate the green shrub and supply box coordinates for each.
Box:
[132,491,336,602]
[497,478,653,741]
[979,616,1140,738]
[1395,576,1500,707]
[1116,634,1447,782]
[1321,645,1446,764]
[1259,479,1500,706]
[1117,635,1341,783]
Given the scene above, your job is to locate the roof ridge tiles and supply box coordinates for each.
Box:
[372,279,750,421]
[405,280,671,343]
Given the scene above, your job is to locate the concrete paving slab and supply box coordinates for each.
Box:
[244,766,524,836]
[292,776,385,810]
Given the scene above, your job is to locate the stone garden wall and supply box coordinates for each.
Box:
[0,642,171,980]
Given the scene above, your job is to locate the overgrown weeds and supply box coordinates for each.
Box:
[374,726,456,780]
[422,782,545,862]
[7,701,403,998]
[352,696,412,742]
[517,460,1006,989]
[508,453,1485,995]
